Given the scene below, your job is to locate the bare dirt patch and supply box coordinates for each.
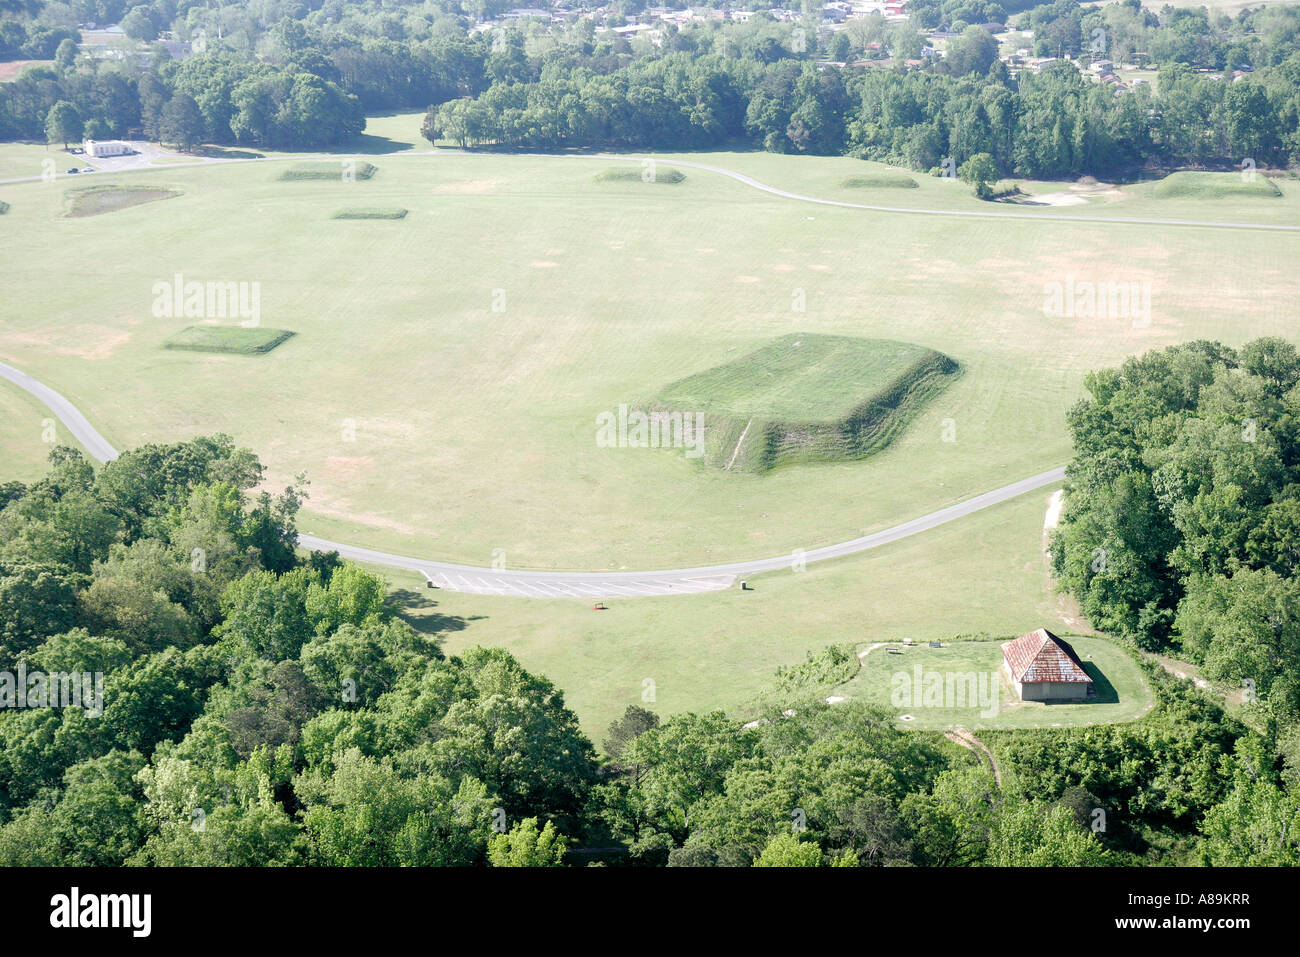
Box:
[0,325,131,360]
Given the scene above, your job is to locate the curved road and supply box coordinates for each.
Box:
[1,358,1064,598]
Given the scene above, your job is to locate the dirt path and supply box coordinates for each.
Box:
[944,726,1002,787]
[724,418,753,470]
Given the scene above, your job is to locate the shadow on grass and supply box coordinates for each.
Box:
[387,587,484,638]
[348,132,419,155]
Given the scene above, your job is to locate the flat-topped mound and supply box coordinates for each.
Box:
[654,334,959,472]
[163,325,295,355]
[280,161,377,181]
[1152,171,1281,200]
[332,207,407,219]
[64,185,180,217]
[839,173,919,189]
[595,166,686,184]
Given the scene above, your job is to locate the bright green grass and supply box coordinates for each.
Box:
[0,142,59,181]
[163,325,295,355]
[833,636,1152,730]
[655,333,958,471]
[1151,171,1282,200]
[594,166,686,184]
[64,185,181,217]
[839,173,918,189]
[280,161,377,181]
[388,490,1077,735]
[0,381,90,481]
[332,207,408,219]
[0,146,1296,569]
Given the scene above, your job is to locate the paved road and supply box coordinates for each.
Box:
[2,357,1064,596]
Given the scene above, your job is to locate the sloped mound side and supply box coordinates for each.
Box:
[653,334,959,473]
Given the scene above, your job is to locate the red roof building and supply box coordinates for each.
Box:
[1001,628,1095,701]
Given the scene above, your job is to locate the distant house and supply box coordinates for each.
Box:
[1001,628,1096,702]
[84,140,131,157]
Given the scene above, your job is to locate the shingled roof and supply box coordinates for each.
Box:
[1001,629,1092,684]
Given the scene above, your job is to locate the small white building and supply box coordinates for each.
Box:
[84,140,131,157]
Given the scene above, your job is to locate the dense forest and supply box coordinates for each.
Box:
[0,432,1294,865]
[2,0,1299,176]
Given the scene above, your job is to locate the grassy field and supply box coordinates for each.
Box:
[385,489,1082,735]
[0,379,90,481]
[833,636,1152,730]
[1,139,1296,570]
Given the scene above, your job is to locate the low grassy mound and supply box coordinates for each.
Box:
[164,325,295,355]
[332,206,408,219]
[64,185,180,217]
[594,166,686,184]
[839,173,919,189]
[280,161,377,181]
[654,333,959,472]
[1151,171,1281,200]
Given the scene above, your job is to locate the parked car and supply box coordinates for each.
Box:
[65,168,79,174]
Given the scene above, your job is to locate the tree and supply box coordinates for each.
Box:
[958,151,999,199]
[120,5,156,43]
[487,817,567,867]
[54,37,77,73]
[159,93,204,150]
[753,832,823,866]
[45,100,82,149]
[604,704,660,761]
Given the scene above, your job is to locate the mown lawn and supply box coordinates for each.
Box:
[834,635,1151,730]
[2,143,1293,570]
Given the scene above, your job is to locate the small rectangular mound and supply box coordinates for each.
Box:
[594,167,685,184]
[332,207,408,219]
[280,161,377,181]
[164,326,295,355]
[839,174,918,189]
[654,334,959,472]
